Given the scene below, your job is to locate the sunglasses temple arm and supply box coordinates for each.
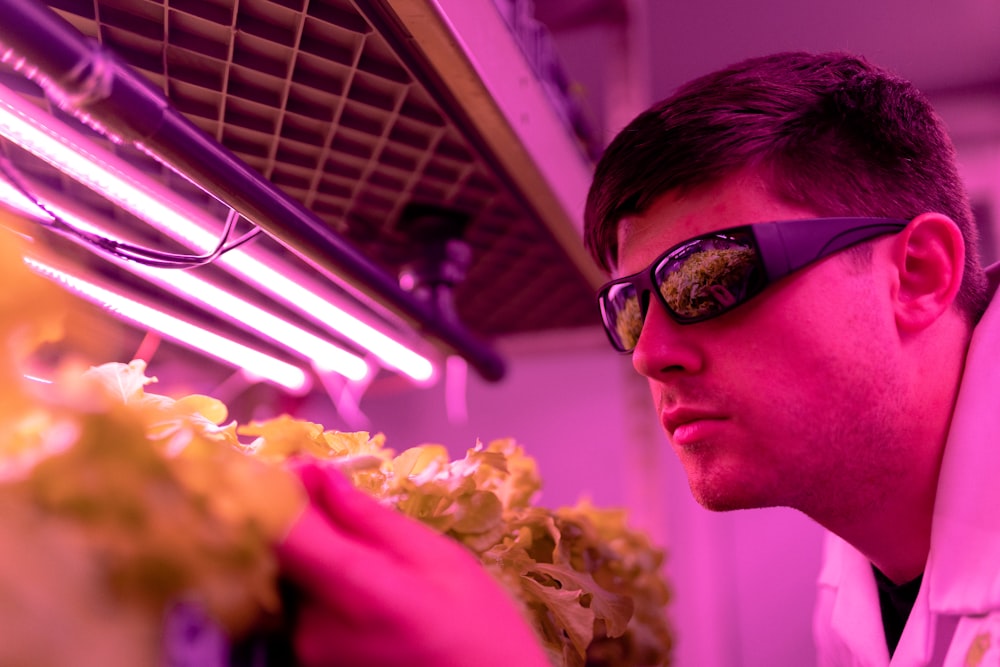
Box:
[754,219,909,282]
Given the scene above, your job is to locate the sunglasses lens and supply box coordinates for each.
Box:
[601,282,644,352]
[598,232,765,353]
[655,236,762,322]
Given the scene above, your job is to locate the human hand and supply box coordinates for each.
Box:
[275,462,552,667]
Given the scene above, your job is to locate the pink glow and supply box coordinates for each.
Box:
[0,176,44,218]
[54,214,370,381]
[0,80,436,383]
[24,257,311,394]
[0,194,370,381]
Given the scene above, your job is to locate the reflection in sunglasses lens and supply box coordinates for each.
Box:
[613,291,643,350]
[603,235,762,352]
[659,244,756,319]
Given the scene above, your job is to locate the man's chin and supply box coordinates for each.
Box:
[690,487,778,513]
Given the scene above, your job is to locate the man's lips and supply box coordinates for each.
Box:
[662,408,727,444]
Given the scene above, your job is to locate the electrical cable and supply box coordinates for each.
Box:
[0,153,262,269]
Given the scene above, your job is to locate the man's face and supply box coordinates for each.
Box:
[616,175,910,520]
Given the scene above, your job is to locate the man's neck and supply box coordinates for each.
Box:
[829,497,934,585]
[815,419,947,584]
[827,322,968,584]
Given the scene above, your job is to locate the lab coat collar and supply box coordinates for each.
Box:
[818,531,892,663]
[925,262,1000,615]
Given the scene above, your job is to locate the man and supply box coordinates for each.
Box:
[585,51,998,665]
[277,51,1000,666]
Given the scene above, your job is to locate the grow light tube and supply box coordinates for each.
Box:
[0,173,44,218]
[0,80,436,383]
[57,206,369,381]
[24,257,311,394]
[0,175,370,382]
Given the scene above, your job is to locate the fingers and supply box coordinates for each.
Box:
[276,465,466,595]
[293,463,463,566]
[274,466,555,667]
[276,499,416,615]
[296,462,369,523]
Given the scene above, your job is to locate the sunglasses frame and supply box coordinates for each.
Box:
[598,216,910,353]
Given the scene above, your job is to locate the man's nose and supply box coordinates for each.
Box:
[631,298,703,378]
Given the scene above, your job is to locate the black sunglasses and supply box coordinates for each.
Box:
[598,217,909,353]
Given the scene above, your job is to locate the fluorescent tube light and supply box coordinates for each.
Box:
[0,174,44,217]
[0,180,369,381]
[56,211,370,381]
[0,80,436,383]
[24,257,311,394]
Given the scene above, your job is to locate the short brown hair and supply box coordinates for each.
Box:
[584,51,989,321]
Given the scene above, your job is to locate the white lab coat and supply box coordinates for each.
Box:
[814,264,1000,667]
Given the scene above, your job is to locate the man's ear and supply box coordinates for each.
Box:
[890,213,965,333]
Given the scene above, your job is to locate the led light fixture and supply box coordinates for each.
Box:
[0,177,371,382]
[25,257,312,394]
[0,173,43,217]
[59,212,370,381]
[0,79,436,383]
